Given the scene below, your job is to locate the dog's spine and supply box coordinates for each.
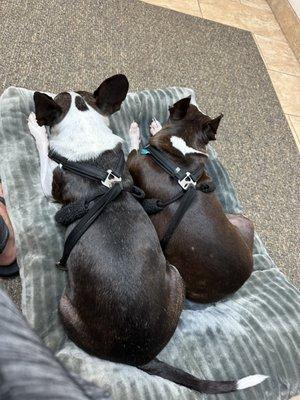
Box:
[139,358,267,394]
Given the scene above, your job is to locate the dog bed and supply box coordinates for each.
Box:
[0,86,299,400]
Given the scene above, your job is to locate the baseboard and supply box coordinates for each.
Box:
[267,0,300,62]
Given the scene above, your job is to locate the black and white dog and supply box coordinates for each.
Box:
[28,74,267,394]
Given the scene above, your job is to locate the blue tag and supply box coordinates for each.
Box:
[140,148,150,155]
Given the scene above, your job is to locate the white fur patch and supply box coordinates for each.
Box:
[150,118,162,136]
[128,121,140,152]
[170,136,207,157]
[49,92,122,161]
[28,112,56,198]
[237,375,268,390]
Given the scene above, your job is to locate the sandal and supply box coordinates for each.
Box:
[0,196,19,278]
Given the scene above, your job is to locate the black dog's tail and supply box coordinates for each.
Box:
[139,358,268,394]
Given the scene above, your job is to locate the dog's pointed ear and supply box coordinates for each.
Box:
[34,92,62,126]
[203,114,223,140]
[169,96,191,120]
[94,74,129,115]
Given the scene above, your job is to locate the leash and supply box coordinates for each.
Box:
[49,151,124,270]
[140,145,215,250]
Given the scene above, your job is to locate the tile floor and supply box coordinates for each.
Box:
[142,0,300,151]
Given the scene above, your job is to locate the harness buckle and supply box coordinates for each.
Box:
[55,261,68,271]
[101,170,122,188]
[178,172,196,190]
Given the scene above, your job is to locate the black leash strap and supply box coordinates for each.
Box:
[56,183,122,270]
[160,187,196,250]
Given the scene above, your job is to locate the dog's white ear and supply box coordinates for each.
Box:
[169,96,191,120]
[94,74,129,115]
[33,92,62,127]
[203,114,223,140]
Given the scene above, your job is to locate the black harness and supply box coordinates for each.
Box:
[140,145,215,250]
[48,144,214,268]
[49,151,124,270]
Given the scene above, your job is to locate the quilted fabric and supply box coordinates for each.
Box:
[0,86,299,400]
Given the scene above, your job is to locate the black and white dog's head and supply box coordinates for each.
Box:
[33,74,129,161]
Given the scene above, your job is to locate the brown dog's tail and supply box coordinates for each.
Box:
[139,358,268,394]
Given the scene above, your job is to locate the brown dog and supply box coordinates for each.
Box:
[127,96,254,303]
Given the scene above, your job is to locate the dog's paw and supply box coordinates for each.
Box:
[150,118,162,136]
[129,121,140,151]
[27,112,48,150]
[28,112,47,137]
[28,112,40,128]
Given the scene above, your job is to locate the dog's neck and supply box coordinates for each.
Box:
[49,91,123,162]
[149,128,207,167]
[52,143,133,205]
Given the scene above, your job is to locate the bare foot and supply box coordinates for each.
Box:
[129,121,140,152]
[149,118,162,136]
[0,184,17,266]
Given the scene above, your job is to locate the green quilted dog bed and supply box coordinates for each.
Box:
[0,86,299,400]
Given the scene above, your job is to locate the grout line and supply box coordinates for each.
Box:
[252,33,300,147]
[268,68,300,78]
[253,34,300,78]
[197,0,203,17]
[241,0,273,13]
[285,113,300,118]
[194,8,282,40]
[253,32,300,66]
[267,68,300,78]
[254,32,288,44]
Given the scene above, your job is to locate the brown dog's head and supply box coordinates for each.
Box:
[156,96,223,156]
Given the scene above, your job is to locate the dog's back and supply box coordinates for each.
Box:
[127,97,253,303]
[54,148,184,365]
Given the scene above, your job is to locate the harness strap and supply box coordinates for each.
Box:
[56,183,122,270]
[48,150,124,270]
[141,191,185,215]
[49,152,111,182]
[56,185,144,226]
[49,151,123,185]
[145,145,203,182]
[160,187,197,251]
[140,145,215,250]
